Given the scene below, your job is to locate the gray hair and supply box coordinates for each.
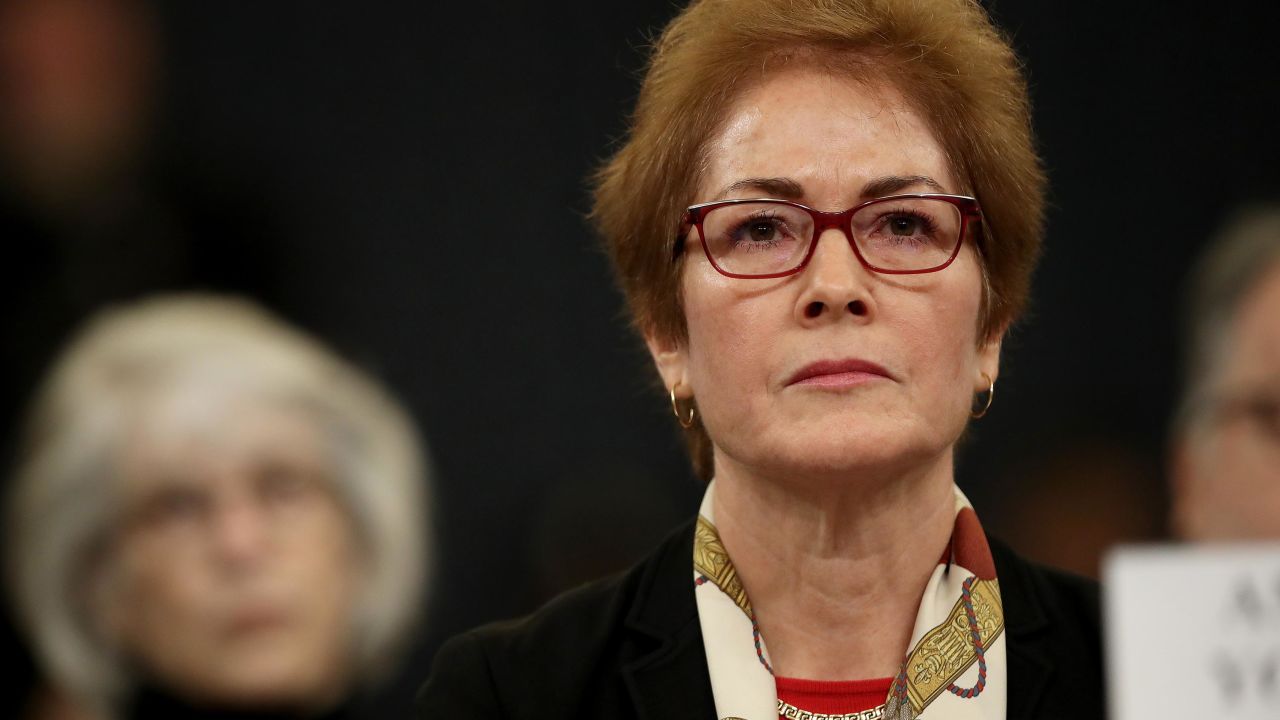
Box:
[5,295,432,715]
[1177,205,1280,432]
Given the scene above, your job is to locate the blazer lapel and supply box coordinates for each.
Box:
[620,520,718,720]
[991,538,1053,719]
[623,622,718,720]
[1005,639,1053,719]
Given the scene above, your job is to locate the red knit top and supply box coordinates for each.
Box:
[775,676,894,718]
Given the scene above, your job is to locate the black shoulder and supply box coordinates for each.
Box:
[416,569,638,719]
[415,627,503,718]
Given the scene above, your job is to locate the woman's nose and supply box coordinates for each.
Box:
[795,227,874,323]
[209,494,271,570]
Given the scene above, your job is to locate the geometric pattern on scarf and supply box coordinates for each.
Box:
[694,480,1007,720]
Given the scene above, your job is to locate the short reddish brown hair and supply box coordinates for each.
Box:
[592,0,1045,477]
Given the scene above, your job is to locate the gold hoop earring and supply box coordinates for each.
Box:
[971,373,995,419]
[670,387,696,428]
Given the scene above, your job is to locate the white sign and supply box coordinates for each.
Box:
[1104,544,1280,719]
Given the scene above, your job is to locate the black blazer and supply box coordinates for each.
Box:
[418,519,1105,719]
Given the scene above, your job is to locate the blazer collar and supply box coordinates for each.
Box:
[990,536,1053,718]
[620,519,717,720]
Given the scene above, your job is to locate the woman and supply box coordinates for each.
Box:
[1172,205,1280,541]
[7,295,431,719]
[419,0,1102,718]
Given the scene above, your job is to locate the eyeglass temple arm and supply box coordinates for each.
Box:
[672,210,695,262]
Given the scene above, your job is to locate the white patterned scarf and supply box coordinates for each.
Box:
[693,480,1007,720]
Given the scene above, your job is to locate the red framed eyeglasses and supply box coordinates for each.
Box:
[673,193,982,279]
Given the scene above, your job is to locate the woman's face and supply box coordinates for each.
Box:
[1175,262,1280,539]
[651,67,1001,483]
[101,381,359,709]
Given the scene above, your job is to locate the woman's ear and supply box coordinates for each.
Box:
[976,325,1005,391]
[644,331,691,396]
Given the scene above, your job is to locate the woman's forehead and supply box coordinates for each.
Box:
[698,67,956,205]
[115,390,326,488]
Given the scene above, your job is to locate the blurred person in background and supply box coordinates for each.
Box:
[420,0,1102,717]
[6,295,431,719]
[0,3,282,706]
[1172,206,1280,540]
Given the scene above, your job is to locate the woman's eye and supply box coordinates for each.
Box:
[1246,399,1280,439]
[134,487,208,530]
[747,221,777,242]
[888,215,922,235]
[734,217,792,246]
[160,493,204,518]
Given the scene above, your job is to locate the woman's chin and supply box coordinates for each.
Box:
[721,427,945,483]
[163,644,347,711]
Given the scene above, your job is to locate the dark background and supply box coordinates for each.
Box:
[2,0,1278,715]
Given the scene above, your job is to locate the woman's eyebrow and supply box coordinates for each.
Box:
[713,174,948,202]
[861,174,947,198]
[714,177,804,200]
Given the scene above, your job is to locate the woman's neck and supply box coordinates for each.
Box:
[710,451,958,681]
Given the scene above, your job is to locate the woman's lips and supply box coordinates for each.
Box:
[225,605,290,637]
[787,359,893,388]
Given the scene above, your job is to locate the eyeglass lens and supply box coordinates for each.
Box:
[698,197,963,276]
